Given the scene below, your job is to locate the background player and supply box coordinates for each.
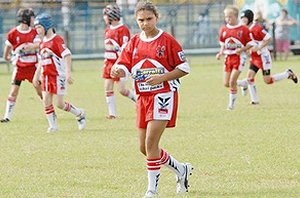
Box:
[33,13,86,132]
[111,1,192,197]
[237,9,298,104]
[1,8,42,123]
[216,5,253,110]
[102,4,136,119]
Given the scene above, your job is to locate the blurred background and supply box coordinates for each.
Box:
[0,0,299,59]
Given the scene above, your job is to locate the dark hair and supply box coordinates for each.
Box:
[281,8,288,15]
[241,9,254,25]
[17,8,35,26]
[135,0,159,18]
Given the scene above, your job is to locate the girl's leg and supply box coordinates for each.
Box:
[1,84,20,122]
[56,95,86,130]
[140,120,167,195]
[227,70,240,110]
[247,69,259,104]
[104,79,117,119]
[43,92,57,132]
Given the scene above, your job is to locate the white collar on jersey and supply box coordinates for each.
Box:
[226,23,242,29]
[17,25,32,34]
[43,33,56,42]
[110,23,123,30]
[140,29,163,42]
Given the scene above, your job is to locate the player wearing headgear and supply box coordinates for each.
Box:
[33,13,86,132]
[102,4,136,119]
[1,8,42,123]
[237,9,298,105]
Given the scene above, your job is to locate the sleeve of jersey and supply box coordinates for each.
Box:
[170,39,190,73]
[120,28,130,50]
[245,28,255,46]
[114,40,133,76]
[261,30,271,41]
[56,36,71,58]
[5,32,14,47]
[218,26,225,45]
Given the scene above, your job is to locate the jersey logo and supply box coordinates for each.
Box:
[156,45,166,58]
[59,79,66,91]
[158,96,170,114]
[237,30,243,38]
[178,51,187,62]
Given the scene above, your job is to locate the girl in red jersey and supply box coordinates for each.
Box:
[111,1,192,197]
[102,4,136,119]
[238,9,298,104]
[216,5,254,110]
[33,13,86,133]
[1,8,42,123]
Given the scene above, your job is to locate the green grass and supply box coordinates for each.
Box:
[0,56,299,198]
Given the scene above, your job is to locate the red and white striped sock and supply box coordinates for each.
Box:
[105,91,116,117]
[248,78,259,103]
[160,149,184,178]
[146,158,161,193]
[45,104,57,129]
[63,102,81,116]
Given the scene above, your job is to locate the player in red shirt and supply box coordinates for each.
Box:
[1,8,42,123]
[33,13,86,133]
[102,4,136,119]
[216,5,254,110]
[111,2,192,197]
[238,9,298,104]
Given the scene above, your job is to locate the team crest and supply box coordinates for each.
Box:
[156,45,166,58]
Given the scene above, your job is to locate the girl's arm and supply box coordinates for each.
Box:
[145,68,188,86]
[64,54,73,84]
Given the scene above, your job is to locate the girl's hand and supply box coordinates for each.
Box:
[111,65,125,78]
[67,76,74,85]
[145,74,163,86]
[66,72,73,84]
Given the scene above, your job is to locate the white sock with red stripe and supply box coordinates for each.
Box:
[228,89,237,109]
[4,96,16,120]
[146,158,161,193]
[248,78,259,103]
[105,91,117,117]
[63,102,82,116]
[45,105,57,129]
[160,149,184,178]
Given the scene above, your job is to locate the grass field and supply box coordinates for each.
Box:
[0,55,299,198]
